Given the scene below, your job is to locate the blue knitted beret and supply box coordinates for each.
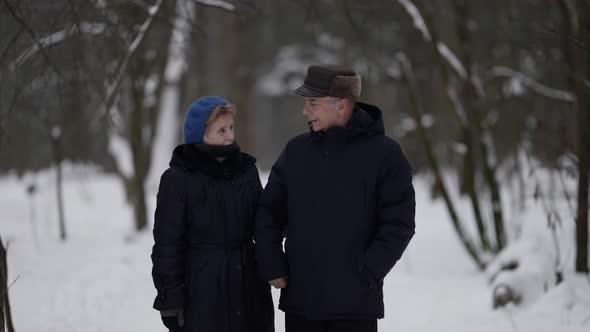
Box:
[183,96,230,144]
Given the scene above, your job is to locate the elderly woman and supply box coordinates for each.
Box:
[151,96,274,332]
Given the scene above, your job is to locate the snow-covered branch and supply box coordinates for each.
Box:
[108,132,134,179]
[397,0,470,81]
[101,0,163,122]
[491,66,575,102]
[447,85,469,127]
[9,23,105,69]
[397,0,430,41]
[390,52,468,127]
[191,0,235,11]
[437,42,467,79]
[3,0,68,79]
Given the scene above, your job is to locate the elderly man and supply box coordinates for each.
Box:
[256,64,416,332]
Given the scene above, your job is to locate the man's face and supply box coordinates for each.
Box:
[302,97,341,132]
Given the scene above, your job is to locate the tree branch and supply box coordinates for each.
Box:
[189,0,235,11]
[99,0,164,125]
[8,23,105,70]
[0,27,24,66]
[2,0,68,80]
[490,66,576,102]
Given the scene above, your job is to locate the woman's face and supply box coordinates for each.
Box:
[203,113,235,146]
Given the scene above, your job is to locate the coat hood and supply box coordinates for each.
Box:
[348,102,385,136]
[311,101,385,139]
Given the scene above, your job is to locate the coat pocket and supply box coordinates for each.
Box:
[185,255,209,295]
[356,253,380,289]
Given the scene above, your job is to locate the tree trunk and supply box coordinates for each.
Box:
[56,157,66,241]
[132,173,148,232]
[561,0,590,274]
[451,0,506,251]
[51,130,66,241]
[461,130,491,251]
[129,79,148,231]
[574,0,590,274]
[0,236,4,332]
[121,0,176,232]
[481,141,506,250]
[0,234,16,332]
[575,110,589,273]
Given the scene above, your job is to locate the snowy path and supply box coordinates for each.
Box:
[1,168,588,332]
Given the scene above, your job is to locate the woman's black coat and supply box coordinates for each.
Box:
[151,144,274,332]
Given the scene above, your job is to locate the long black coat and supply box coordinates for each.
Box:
[255,103,416,320]
[151,144,274,332]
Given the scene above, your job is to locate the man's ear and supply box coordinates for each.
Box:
[340,98,353,113]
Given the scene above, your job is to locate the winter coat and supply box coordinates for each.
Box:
[255,103,416,320]
[151,144,274,332]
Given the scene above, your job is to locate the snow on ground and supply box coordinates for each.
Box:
[1,165,589,332]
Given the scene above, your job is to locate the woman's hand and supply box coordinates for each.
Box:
[160,308,184,331]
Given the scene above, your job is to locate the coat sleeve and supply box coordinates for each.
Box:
[362,144,416,287]
[255,148,289,282]
[151,168,187,311]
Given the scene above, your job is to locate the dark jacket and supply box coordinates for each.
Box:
[255,103,416,320]
[151,144,274,332]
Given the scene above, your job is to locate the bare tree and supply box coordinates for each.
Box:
[107,0,174,231]
[450,0,506,251]
[1,0,83,239]
[396,53,486,269]
[396,0,497,268]
[572,0,590,274]
[103,0,238,231]
[51,127,67,240]
[0,234,15,332]
[558,0,589,274]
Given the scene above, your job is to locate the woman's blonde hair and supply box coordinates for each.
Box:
[206,104,236,126]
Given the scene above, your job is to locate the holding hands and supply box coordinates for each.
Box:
[269,277,288,289]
